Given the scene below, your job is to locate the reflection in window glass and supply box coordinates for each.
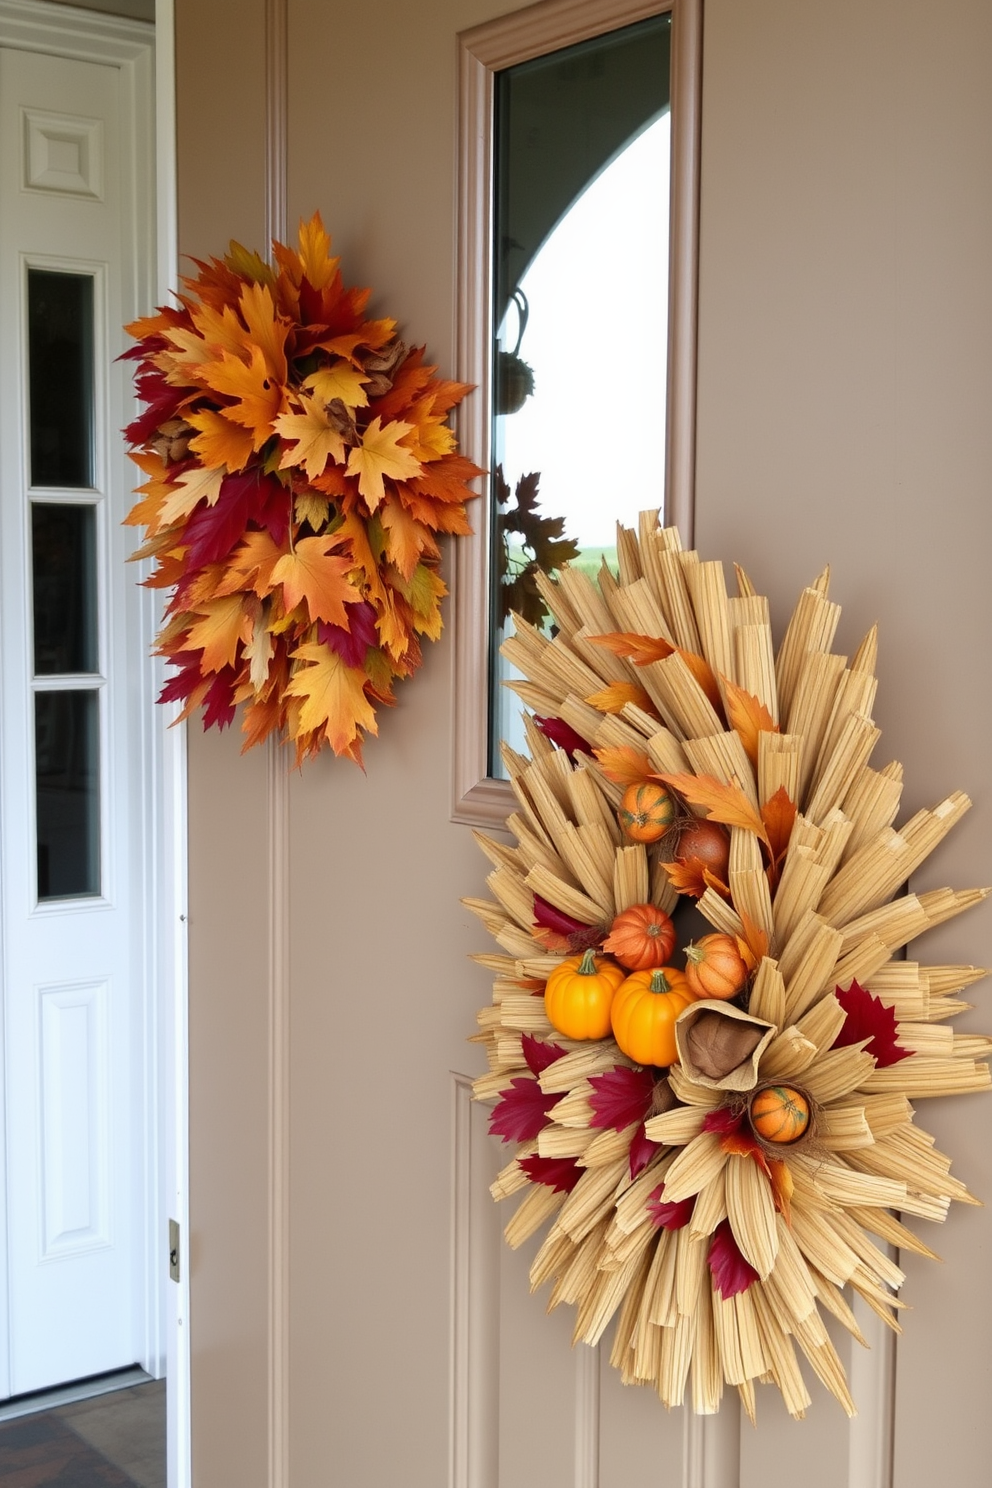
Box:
[490,16,672,772]
[35,690,100,900]
[28,269,95,489]
[32,504,98,675]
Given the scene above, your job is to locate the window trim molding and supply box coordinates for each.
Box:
[451,0,702,828]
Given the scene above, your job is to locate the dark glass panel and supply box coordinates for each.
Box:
[35,690,100,900]
[32,504,98,675]
[28,269,95,488]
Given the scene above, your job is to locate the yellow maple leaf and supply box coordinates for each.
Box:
[186,408,255,473]
[274,396,348,479]
[303,363,370,411]
[270,534,360,625]
[159,464,225,525]
[181,303,247,363]
[284,643,377,754]
[345,417,422,510]
[294,491,331,529]
[214,529,285,598]
[295,212,340,291]
[186,594,252,673]
[656,771,770,848]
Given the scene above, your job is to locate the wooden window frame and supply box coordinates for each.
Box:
[451,0,702,827]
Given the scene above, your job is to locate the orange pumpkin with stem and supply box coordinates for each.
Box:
[610,966,694,1067]
[602,903,677,971]
[544,949,626,1040]
[618,781,676,844]
[749,1085,811,1145]
[684,933,749,1001]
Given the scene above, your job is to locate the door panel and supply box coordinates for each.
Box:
[0,41,142,1397]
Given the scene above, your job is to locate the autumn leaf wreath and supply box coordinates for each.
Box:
[467,515,991,1419]
[124,214,480,764]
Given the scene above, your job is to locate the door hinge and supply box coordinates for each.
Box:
[169,1218,181,1283]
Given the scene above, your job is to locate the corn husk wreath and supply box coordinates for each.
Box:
[466,512,991,1420]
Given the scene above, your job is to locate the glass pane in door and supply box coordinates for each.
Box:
[35,689,100,899]
[27,268,95,489]
[32,504,98,674]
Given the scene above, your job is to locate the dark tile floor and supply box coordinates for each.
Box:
[0,1380,165,1488]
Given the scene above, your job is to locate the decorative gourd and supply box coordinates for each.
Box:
[674,819,730,883]
[749,1085,811,1145]
[544,949,626,1041]
[618,781,676,843]
[684,933,749,1001]
[610,966,694,1067]
[602,903,677,971]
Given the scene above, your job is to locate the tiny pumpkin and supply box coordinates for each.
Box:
[602,902,677,971]
[610,966,694,1067]
[749,1085,811,1145]
[544,949,626,1041]
[684,933,749,1001]
[618,781,676,844]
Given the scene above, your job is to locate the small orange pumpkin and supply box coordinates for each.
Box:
[618,781,676,844]
[544,949,626,1041]
[684,933,749,1001]
[610,966,694,1067]
[749,1085,811,1145]
[601,903,677,971]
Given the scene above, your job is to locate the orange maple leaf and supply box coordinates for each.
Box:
[186,408,255,473]
[380,493,438,580]
[284,643,377,756]
[195,345,284,445]
[656,772,770,848]
[238,281,290,383]
[736,908,770,968]
[760,785,797,889]
[186,594,253,673]
[724,678,779,768]
[592,745,653,787]
[660,859,732,901]
[585,681,655,716]
[214,528,286,599]
[588,631,675,665]
[767,1159,794,1223]
[270,535,361,626]
[345,417,423,509]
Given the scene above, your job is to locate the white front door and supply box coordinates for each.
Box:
[0,20,157,1398]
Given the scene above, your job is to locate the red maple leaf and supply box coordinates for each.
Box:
[588,1066,657,1131]
[628,1122,656,1180]
[518,1154,582,1193]
[534,715,593,760]
[489,1078,562,1143]
[647,1186,696,1231]
[834,980,911,1066]
[702,1106,746,1137]
[521,1033,569,1077]
[708,1219,759,1299]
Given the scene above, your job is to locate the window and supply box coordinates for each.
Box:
[453,0,702,825]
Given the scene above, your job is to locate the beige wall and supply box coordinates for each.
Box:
[176,1,992,1483]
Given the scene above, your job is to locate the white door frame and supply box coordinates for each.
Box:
[0,0,189,1481]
